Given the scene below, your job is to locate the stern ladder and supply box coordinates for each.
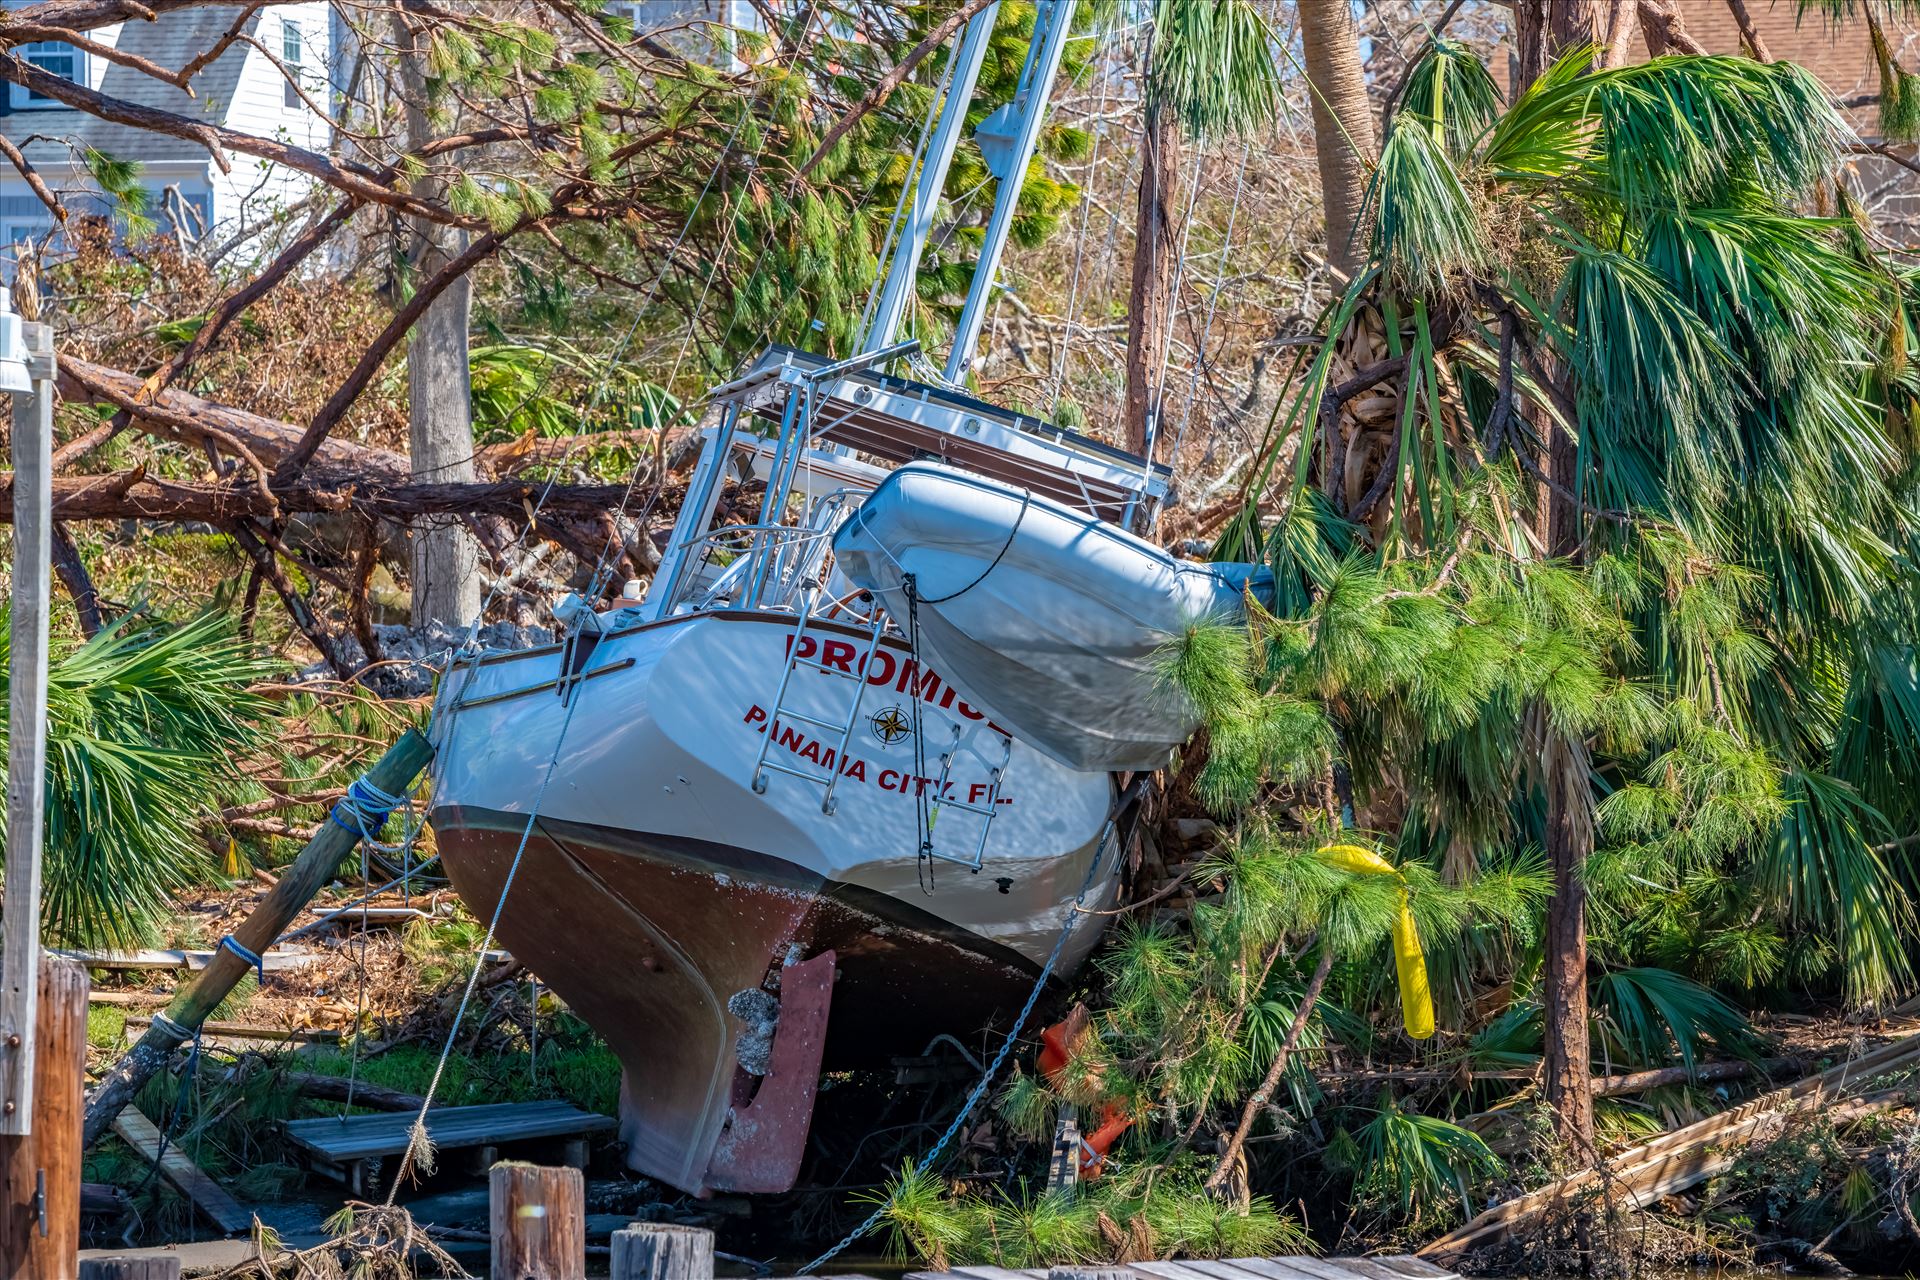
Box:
[751,589,885,815]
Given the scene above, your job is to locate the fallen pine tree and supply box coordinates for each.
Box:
[1419,1026,1920,1263]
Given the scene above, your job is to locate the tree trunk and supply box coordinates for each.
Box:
[392,8,480,628]
[1123,100,1181,460]
[1297,0,1377,278]
[1516,0,1629,1168]
[1541,721,1595,1160]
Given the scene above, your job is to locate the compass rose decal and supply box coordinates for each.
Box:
[870,705,913,745]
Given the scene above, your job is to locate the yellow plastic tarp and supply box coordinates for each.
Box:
[1316,843,1435,1040]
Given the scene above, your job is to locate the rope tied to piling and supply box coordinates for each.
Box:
[216,934,266,983]
[327,775,422,855]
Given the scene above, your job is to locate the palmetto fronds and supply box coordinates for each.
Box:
[1,609,278,948]
[1210,36,1920,1010]
[1342,1090,1502,1226]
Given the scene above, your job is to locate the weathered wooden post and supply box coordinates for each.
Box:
[83,728,434,1147]
[610,1223,714,1280]
[0,955,86,1278]
[78,1257,183,1280]
[490,1161,584,1280]
[0,313,54,1135]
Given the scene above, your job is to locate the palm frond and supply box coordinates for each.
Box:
[3,610,279,948]
[1148,0,1279,139]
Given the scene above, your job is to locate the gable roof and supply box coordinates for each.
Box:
[9,8,260,169]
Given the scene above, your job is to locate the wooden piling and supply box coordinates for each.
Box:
[0,321,55,1136]
[490,1161,584,1280]
[610,1223,714,1280]
[77,1257,183,1280]
[81,728,434,1148]
[0,954,88,1278]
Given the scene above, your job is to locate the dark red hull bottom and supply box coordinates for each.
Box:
[433,806,1044,1195]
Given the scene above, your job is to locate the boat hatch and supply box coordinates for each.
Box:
[708,345,1170,524]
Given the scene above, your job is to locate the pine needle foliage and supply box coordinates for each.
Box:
[863,1162,1310,1269]
[1216,36,1920,1012]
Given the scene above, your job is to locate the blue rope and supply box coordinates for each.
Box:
[217,935,265,983]
[328,777,407,837]
[797,815,1122,1275]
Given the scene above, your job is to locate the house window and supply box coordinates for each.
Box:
[280,20,303,108]
[19,40,83,105]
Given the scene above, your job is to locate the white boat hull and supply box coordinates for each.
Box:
[427,608,1118,1195]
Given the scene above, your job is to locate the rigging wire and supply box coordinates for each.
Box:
[1163,135,1254,502]
[1047,6,1122,417]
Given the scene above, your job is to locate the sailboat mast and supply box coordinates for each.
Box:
[943,0,1076,384]
[861,2,1001,354]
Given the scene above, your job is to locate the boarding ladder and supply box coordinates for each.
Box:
[751,587,886,815]
[921,720,1014,871]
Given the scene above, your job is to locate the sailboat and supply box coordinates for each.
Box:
[427,0,1256,1198]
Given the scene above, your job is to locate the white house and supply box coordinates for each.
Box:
[0,3,334,247]
[0,1,763,252]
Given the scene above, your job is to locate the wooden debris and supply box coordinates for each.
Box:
[1420,1031,1920,1262]
[55,948,316,973]
[81,1183,132,1217]
[284,1099,614,1195]
[282,1072,426,1113]
[82,730,434,1150]
[119,1018,344,1046]
[109,1110,252,1235]
[86,991,172,1009]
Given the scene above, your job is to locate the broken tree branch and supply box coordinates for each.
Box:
[280,223,516,475]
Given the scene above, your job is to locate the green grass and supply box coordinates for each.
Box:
[87,1003,127,1050]
[297,1024,621,1117]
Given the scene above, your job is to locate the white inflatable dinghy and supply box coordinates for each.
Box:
[833,461,1268,772]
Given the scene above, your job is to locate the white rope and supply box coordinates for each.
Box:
[1164,136,1254,500]
[387,667,592,1199]
[1048,9,1122,417]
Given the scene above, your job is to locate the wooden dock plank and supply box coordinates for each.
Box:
[1271,1258,1394,1280]
[1306,1261,1411,1280]
[1177,1261,1274,1280]
[1131,1262,1233,1280]
[112,1109,254,1234]
[1212,1258,1332,1280]
[1370,1258,1457,1280]
[947,1268,1046,1280]
[282,1099,615,1161]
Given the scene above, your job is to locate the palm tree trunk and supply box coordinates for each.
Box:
[1124,100,1182,458]
[1297,0,1377,277]
[1541,717,1596,1160]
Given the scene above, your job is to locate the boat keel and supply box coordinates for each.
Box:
[703,949,837,1193]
